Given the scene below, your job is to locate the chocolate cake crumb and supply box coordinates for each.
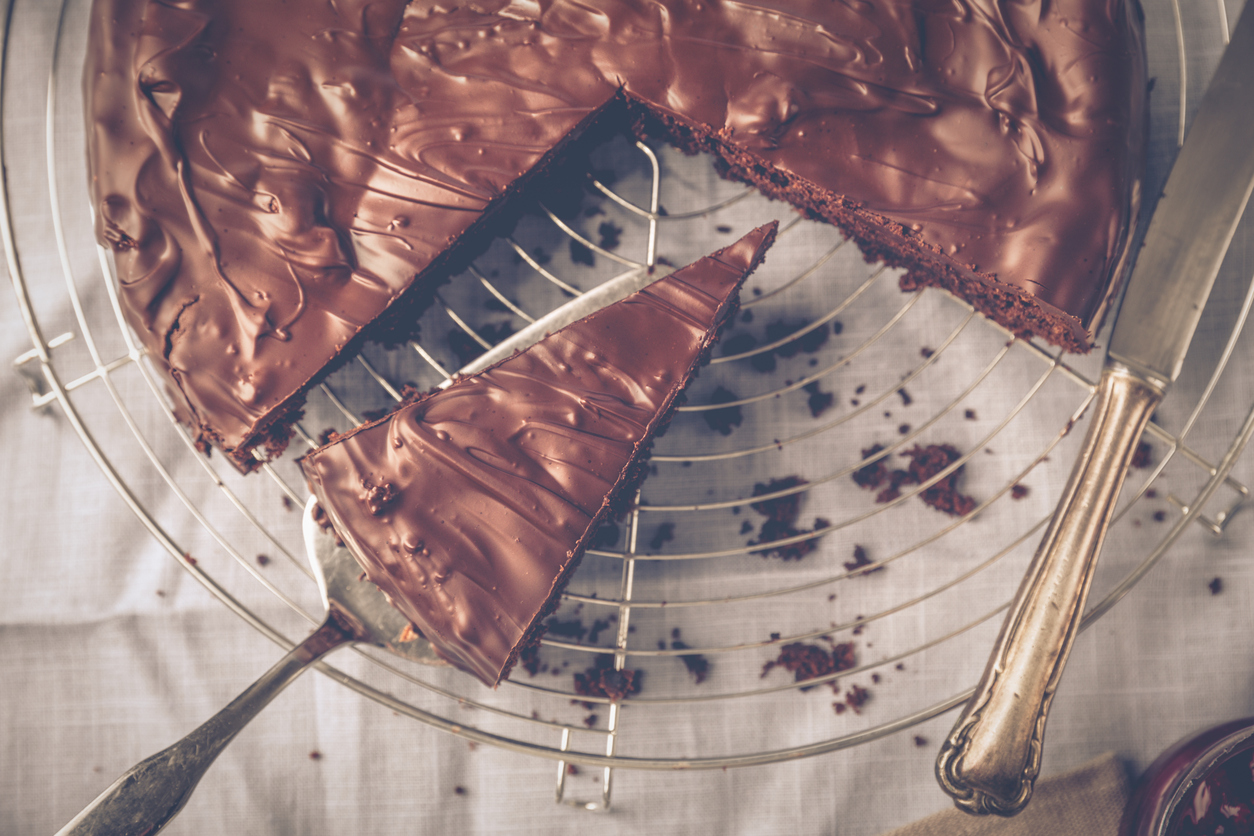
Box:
[854,444,976,516]
[871,673,881,684]
[920,347,933,358]
[1146,488,1158,499]
[703,386,744,435]
[1209,577,1224,595]
[740,520,754,535]
[843,684,871,714]
[309,750,323,761]
[454,785,467,795]
[855,384,866,395]
[1011,484,1030,500]
[903,445,976,516]
[573,656,641,701]
[964,409,978,420]
[1131,441,1153,469]
[741,309,754,323]
[567,764,580,775]
[317,427,339,447]
[716,224,733,234]
[802,381,835,417]
[761,641,856,693]
[914,735,929,747]
[843,545,883,575]
[583,714,599,728]
[281,495,294,511]
[898,388,913,406]
[898,424,911,435]
[1152,510,1167,522]
[256,553,271,567]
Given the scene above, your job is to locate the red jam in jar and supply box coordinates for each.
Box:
[1124,720,1254,836]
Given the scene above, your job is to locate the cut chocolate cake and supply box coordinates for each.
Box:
[299,225,775,686]
[86,0,1146,469]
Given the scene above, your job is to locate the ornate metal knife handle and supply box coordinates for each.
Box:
[936,365,1163,815]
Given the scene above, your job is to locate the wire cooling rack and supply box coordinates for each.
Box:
[6,0,1252,813]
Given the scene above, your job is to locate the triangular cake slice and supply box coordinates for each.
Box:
[300,224,776,686]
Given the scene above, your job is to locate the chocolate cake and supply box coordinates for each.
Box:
[85,0,1146,469]
[299,225,775,686]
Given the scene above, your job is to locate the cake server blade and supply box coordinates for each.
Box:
[937,2,1254,817]
[57,497,440,836]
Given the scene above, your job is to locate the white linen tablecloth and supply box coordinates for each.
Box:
[3,0,1253,833]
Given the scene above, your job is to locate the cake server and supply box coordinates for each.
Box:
[936,2,1254,816]
[57,497,441,836]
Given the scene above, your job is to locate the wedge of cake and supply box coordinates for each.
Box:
[86,0,1145,469]
[299,224,775,685]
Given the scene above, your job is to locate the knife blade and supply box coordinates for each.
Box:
[936,2,1254,816]
[1110,14,1254,384]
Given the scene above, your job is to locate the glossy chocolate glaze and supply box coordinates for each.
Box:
[300,225,775,685]
[86,0,1144,463]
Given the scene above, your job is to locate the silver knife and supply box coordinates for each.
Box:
[936,2,1254,816]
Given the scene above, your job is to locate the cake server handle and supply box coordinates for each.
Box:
[56,615,353,836]
[935,365,1162,816]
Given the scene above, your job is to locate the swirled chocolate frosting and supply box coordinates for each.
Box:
[300,225,775,685]
[85,0,1145,466]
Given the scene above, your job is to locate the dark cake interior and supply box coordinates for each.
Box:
[300,224,776,686]
[85,0,1146,469]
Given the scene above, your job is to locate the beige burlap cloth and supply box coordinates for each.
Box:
[881,753,1132,836]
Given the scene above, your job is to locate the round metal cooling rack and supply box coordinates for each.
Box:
[6,0,1252,813]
